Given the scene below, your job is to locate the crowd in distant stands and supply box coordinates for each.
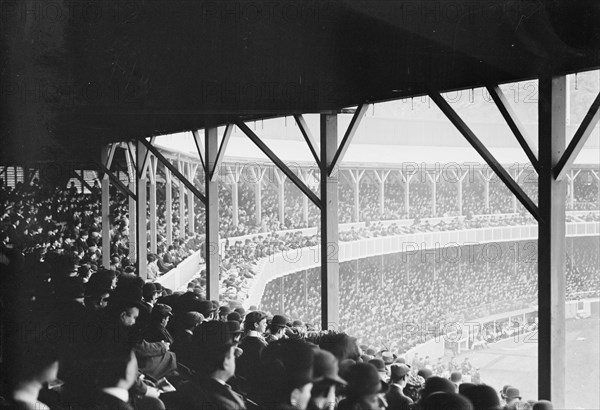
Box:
[0,246,563,410]
[260,238,599,351]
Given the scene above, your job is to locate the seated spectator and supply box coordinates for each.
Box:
[338,362,386,410]
[421,392,473,410]
[2,341,59,410]
[142,304,175,345]
[266,314,290,343]
[308,349,347,410]
[386,364,413,410]
[177,321,247,410]
[91,350,138,410]
[504,387,522,410]
[257,339,316,410]
[461,384,501,410]
[172,311,203,369]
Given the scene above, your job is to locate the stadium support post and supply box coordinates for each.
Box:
[538,75,567,407]
[125,144,137,264]
[165,167,173,247]
[136,140,148,280]
[100,145,113,268]
[187,164,197,235]
[205,127,220,301]
[178,161,186,240]
[320,113,340,331]
[149,156,158,254]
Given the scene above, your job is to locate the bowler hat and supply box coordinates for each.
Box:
[182,311,203,329]
[313,349,347,386]
[152,303,173,318]
[505,387,521,400]
[368,358,386,372]
[390,363,411,379]
[345,363,383,398]
[225,320,244,335]
[418,368,433,380]
[422,376,457,400]
[198,300,216,316]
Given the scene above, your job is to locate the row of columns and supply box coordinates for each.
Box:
[100,142,201,279]
[96,78,597,407]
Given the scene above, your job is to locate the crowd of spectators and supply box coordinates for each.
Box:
[0,243,562,410]
[0,168,597,410]
[260,237,599,352]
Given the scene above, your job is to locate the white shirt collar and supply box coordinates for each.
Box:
[247,330,263,338]
[102,387,130,403]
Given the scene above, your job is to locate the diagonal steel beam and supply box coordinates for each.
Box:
[430,92,540,221]
[554,91,600,181]
[139,138,207,205]
[487,85,540,173]
[72,170,94,193]
[210,124,233,182]
[139,137,155,179]
[235,120,322,209]
[294,114,321,168]
[192,129,206,172]
[328,103,368,176]
[96,161,137,200]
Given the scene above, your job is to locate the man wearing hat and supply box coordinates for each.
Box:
[256,339,316,410]
[385,363,413,410]
[199,300,217,320]
[504,387,522,410]
[308,349,347,410]
[138,283,160,330]
[172,311,203,369]
[177,321,247,410]
[218,306,231,322]
[338,362,386,410]
[266,314,290,343]
[142,304,175,345]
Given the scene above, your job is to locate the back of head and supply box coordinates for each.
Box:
[344,362,382,399]
[191,321,235,374]
[461,385,501,410]
[422,376,457,400]
[258,339,315,405]
[422,392,473,410]
[317,332,360,362]
[532,400,553,410]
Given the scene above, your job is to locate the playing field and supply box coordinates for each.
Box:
[454,317,600,409]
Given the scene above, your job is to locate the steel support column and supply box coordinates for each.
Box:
[178,161,186,240]
[538,75,567,407]
[165,167,173,247]
[136,140,148,279]
[187,165,197,235]
[100,146,111,268]
[125,147,137,263]
[149,157,158,254]
[205,128,220,301]
[320,113,339,330]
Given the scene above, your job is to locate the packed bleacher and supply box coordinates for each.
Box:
[260,238,599,351]
[0,244,571,409]
[1,166,598,410]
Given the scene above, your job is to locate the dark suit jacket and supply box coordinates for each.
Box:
[178,377,247,410]
[172,330,194,367]
[93,392,135,410]
[385,384,413,410]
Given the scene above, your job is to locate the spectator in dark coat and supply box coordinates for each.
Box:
[386,364,413,410]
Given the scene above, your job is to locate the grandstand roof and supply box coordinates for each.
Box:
[2,0,599,164]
